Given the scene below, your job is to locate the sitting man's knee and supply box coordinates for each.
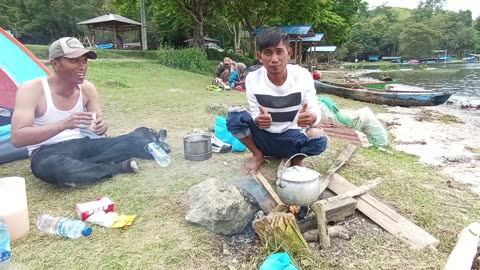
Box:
[306,126,325,138]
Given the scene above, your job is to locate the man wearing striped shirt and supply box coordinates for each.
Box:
[227,27,328,173]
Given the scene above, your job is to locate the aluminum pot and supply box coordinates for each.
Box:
[183,133,212,161]
[275,153,323,205]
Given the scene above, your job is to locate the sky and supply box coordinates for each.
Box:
[365,0,480,19]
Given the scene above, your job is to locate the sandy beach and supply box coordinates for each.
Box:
[377,103,480,193]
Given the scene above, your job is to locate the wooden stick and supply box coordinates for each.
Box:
[304,226,351,242]
[277,158,288,176]
[254,171,284,206]
[311,201,330,249]
[444,221,480,270]
[323,178,384,204]
[318,144,357,195]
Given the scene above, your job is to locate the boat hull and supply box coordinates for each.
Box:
[340,80,396,89]
[314,80,451,107]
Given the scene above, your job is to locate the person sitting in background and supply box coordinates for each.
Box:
[11,37,167,187]
[214,57,233,84]
[229,62,247,91]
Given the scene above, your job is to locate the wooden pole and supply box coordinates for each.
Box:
[113,26,118,49]
[140,0,147,50]
[311,201,330,249]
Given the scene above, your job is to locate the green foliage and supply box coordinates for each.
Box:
[399,23,438,59]
[25,45,50,59]
[156,48,210,72]
[342,5,480,61]
[205,49,255,67]
[25,45,158,60]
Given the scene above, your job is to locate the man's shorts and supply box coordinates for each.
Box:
[226,109,328,158]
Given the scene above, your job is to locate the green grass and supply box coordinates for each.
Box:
[2,58,479,270]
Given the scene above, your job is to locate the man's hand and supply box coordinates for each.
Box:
[255,106,272,129]
[297,103,316,127]
[93,115,108,135]
[62,112,94,130]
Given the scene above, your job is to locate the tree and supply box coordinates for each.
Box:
[399,23,437,59]
[474,16,480,32]
[175,0,217,48]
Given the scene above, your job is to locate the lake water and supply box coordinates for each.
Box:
[363,63,480,126]
[363,63,480,103]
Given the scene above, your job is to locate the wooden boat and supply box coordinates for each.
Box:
[314,80,452,107]
[337,80,396,89]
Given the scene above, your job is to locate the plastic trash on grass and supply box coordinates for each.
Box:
[259,252,298,270]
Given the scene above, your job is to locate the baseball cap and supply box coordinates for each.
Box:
[49,37,97,60]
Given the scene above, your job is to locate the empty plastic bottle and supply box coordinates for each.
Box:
[0,217,12,269]
[146,142,171,167]
[36,214,92,239]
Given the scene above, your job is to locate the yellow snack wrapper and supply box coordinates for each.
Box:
[111,214,137,228]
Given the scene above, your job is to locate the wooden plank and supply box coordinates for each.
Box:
[254,172,284,206]
[444,222,480,270]
[297,197,357,232]
[328,174,440,250]
[325,197,357,223]
[318,144,357,195]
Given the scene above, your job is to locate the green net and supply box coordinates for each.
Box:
[318,96,355,127]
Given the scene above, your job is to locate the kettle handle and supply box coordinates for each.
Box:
[282,153,316,172]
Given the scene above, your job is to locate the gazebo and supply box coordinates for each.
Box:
[252,25,315,65]
[307,45,337,65]
[78,13,144,50]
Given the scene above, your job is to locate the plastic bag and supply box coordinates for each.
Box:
[259,252,298,270]
[214,115,246,152]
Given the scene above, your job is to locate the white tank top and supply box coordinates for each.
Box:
[27,77,84,155]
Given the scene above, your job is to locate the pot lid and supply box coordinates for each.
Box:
[280,165,320,182]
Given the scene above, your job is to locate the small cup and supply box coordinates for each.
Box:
[89,112,96,130]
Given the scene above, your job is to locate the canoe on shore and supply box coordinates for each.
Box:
[336,80,396,89]
[314,80,452,107]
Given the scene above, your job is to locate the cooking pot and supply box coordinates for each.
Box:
[275,153,323,205]
[183,133,212,161]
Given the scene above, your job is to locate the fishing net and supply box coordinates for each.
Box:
[318,97,389,146]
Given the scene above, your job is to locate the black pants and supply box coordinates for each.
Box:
[30,132,152,186]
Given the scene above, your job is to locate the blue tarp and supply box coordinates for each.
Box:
[95,43,114,49]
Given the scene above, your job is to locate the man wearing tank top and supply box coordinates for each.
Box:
[226,27,328,173]
[10,37,164,187]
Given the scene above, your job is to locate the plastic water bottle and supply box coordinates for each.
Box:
[146,142,171,167]
[36,214,92,239]
[0,217,12,269]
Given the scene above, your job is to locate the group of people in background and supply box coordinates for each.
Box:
[214,57,247,91]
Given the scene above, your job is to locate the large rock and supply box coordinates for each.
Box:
[185,178,256,235]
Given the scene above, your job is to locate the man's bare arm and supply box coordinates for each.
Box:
[83,80,108,135]
[11,80,92,147]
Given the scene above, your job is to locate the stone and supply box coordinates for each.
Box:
[185,178,257,235]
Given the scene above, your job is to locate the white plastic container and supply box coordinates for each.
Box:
[0,177,29,241]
